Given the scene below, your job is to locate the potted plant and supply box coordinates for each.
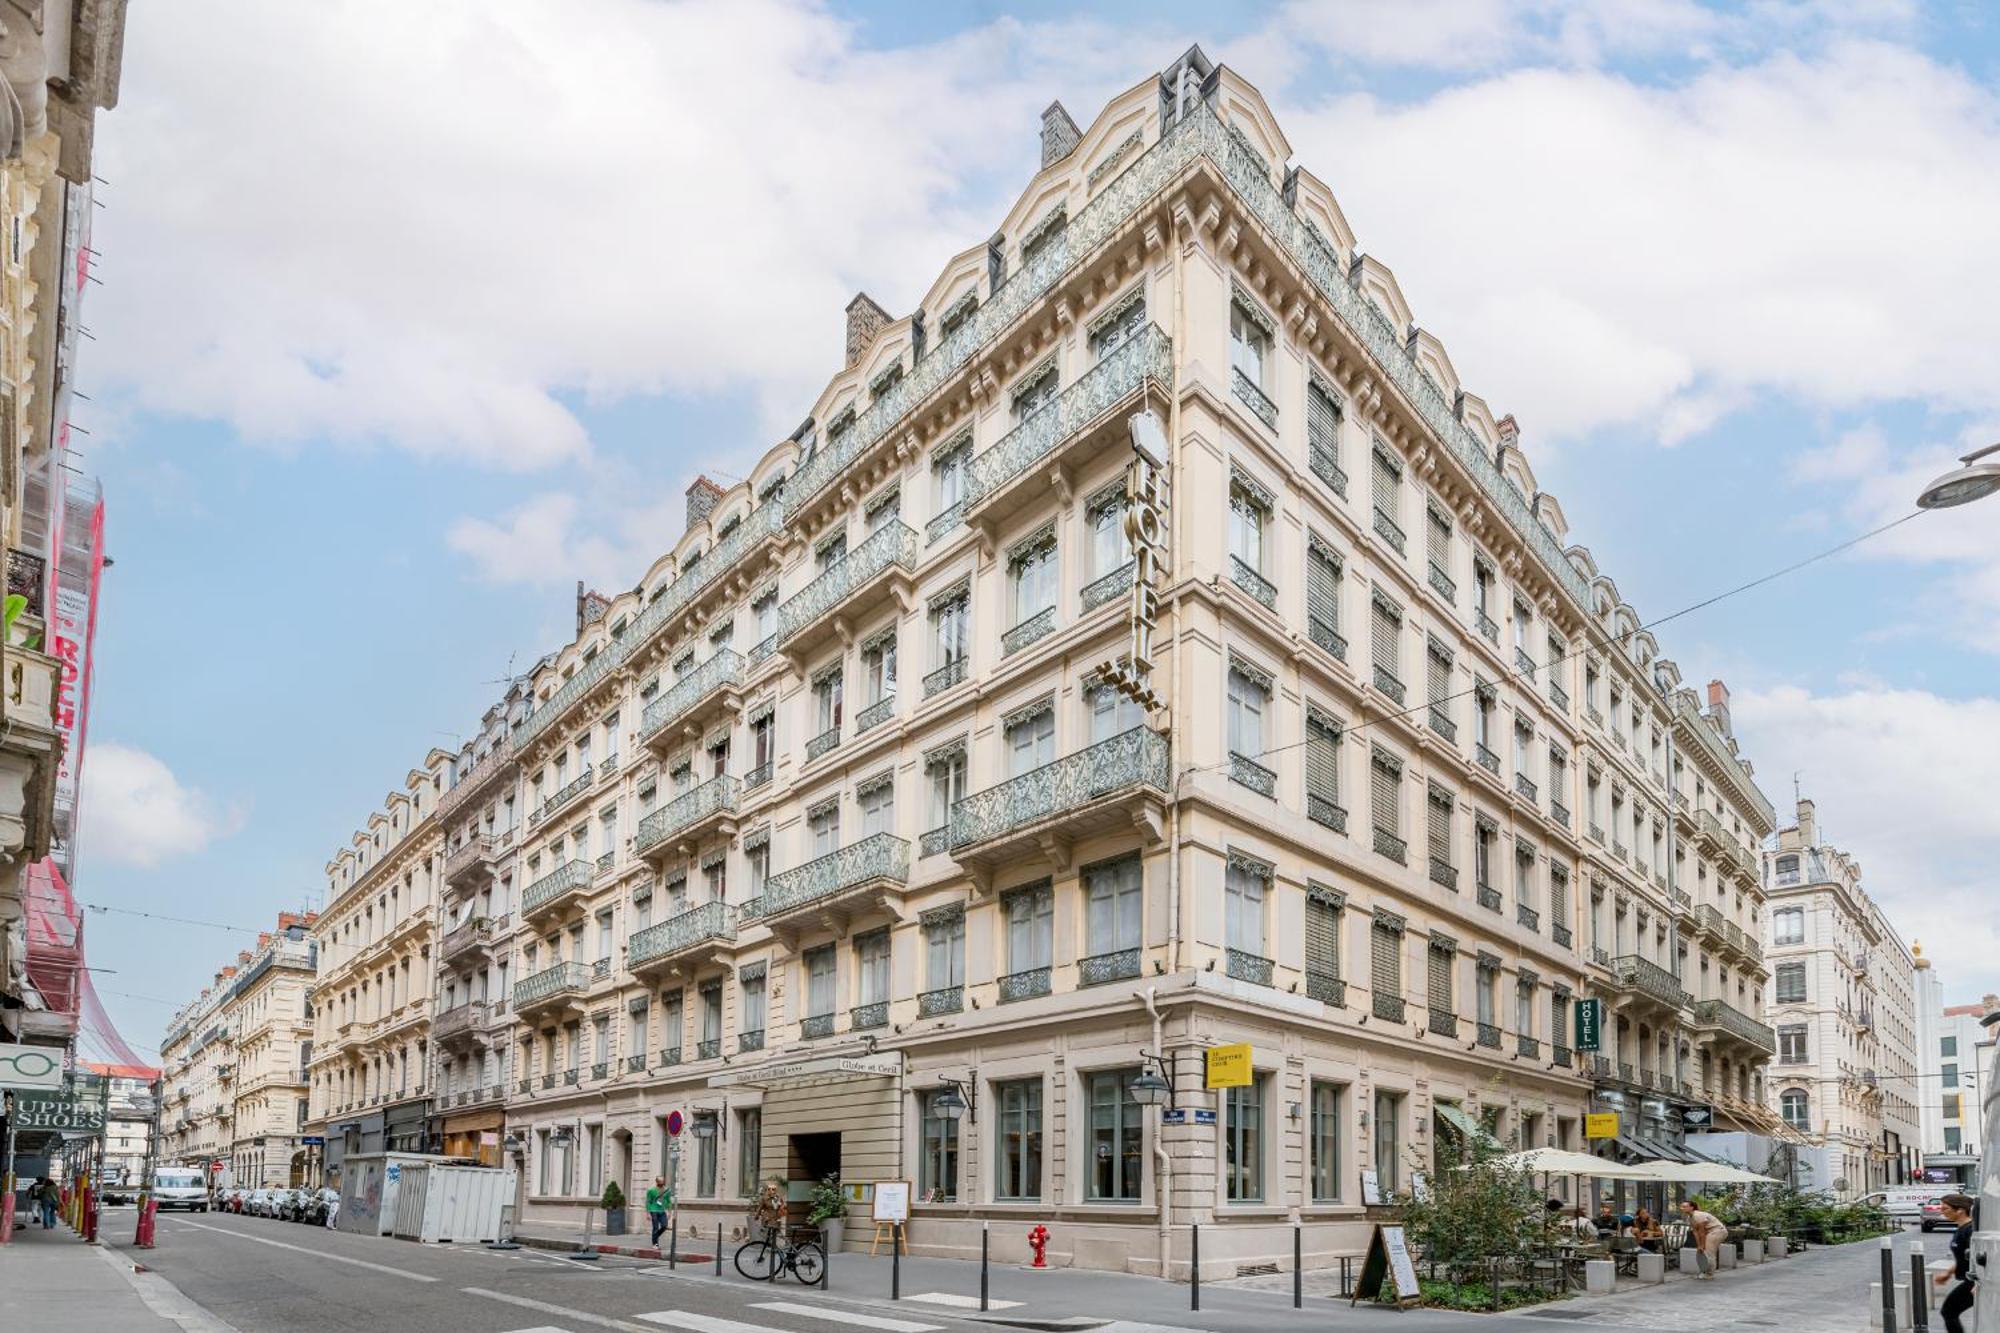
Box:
[808,1174,846,1253]
[601,1181,627,1236]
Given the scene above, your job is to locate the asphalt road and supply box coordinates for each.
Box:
[109,1210,1002,1333]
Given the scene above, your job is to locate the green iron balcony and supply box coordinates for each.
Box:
[529,766,594,830]
[432,1001,490,1047]
[628,900,739,979]
[775,521,917,659]
[513,961,591,1016]
[1609,954,1691,1010]
[757,832,910,940]
[442,836,501,890]
[640,650,745,753]
[634,775,741,861]
[1691,998,1777,1055]
[954,324,1172,533]
[438,914,499,965]
[947,727,1169,872]
[521,859,597,920]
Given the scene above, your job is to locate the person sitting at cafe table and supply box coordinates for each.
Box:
[1631,1207,1664,1252]
[1596,1203,1619,1236]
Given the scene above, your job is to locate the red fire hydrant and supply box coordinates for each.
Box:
[1027,1223,1049,1269]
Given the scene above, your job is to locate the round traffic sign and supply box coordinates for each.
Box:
[665,1110,684,1137]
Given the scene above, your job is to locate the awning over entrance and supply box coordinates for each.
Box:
[1434,1101,1503,1153]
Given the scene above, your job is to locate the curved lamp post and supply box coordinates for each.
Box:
[1916,443,2000,510]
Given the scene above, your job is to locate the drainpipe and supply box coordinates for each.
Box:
[1143,986,1171,1279]
[1165,205,1188,976]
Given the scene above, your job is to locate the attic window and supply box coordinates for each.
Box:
[1020,205,1068,267]
[937,290,978,341]
[870,361,904,399]
[716,514,742,542]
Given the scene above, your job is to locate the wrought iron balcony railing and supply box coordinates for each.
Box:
[635,774,740,856]
[1372,665,1406,704]
[1230,555,1277,610]
[1477,884,1503,911]
[1309,439,1348,496]
[1693,998,1777,1053]
[432,1001,490,1043]
[1231,367,1278,429]
[1475,607,1499,644]
[1429,856,1458,890]
[1078,947,1141,986]
[522,860,597,916]
[439,915,496,962]
[856,696,896,735]
[1476,1021,1501,1048]
[776,520,917,648]
[1229,751,1276,798]
[998,967,1053,1003]
[1081,560,1134,614]
[949,726,1167,852]
[442,837,499,887]
[1428,707,1457,743]
[1612,954,1690,1009]
[917,985,963,1017]
[1372,507,1407,554]
[1306,970,1346,1006]
[1225,949,1274,986]
[640,650,744,747]
[1307,793,1347,834]
[1427,561,1456,603]
[1372,827,1407,863]
[514,961,590,1009]
[627,900,738,970]
[760,832,910,920]
[924,656,967,698]
[530,767,594,829]
[1475,743,1500,775]
[1001,606,1057,656]
[1373,993,1407,1023]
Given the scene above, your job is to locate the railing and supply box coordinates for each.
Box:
[924,656,967,698]
[1231,366,1279,428]
[628,900,738,968]
[696,1038,721,1060]
[1372,827,1407,862]
[522,860,596,915]
[439,915,494,961]
[1612,954,1690,1009]
[1309,439,1348,496]
[1429,857,1457,890]
[1697,904,1727,940]
[1428,707,1457,743]
[1225,949,1274,985]
[530,767,594,829]
[1475,1021,1501,1048]
[1307,793,1347,833]
[917,986,963,1017]
[635,775,740,856]
[1306,971,1346,1006]
[999,967,1053,1002]
[433,1001,489,1041]
[1477,884,1502,911]
[1693,998,1776,1053]
[851,1000,889,1029]
[1230,555,1277,609]
[1549,799,1570,827]
[1229,751,1276,797]
[749,634,775,666]
[1517,903,1540,931]
[514,961,590,1008]
[1475,608,1499,644]
[950,727,1167,849]
[806,726,840,761]
[1372,665,1406,704]
[960,325,1173,513]
[626,1054,646,1072]
[1515,647,1537,680]
[1475,743,1500,775]
[1079,947,1141,986]
[1552,922,1573,948]
[1550,680,1570,712]
[1372,507,1407,553]
[658,1047,682,1068]
[919,827,949,859]
[640,650,744,746]
[1553,1045,1573,1068]
[1081,560,1134,613]
[1514,773,1538,804]
[776,521,918,647]
[443,837,497,885]
[1373,993,1407,1022]
[1432,1011,1461,1039]
[856,696,896,734]
[926,501,967,546]
[745,760,773,791]
[1001,606,1057,656]
[761,833,910,918]
[740,1030,766,1052]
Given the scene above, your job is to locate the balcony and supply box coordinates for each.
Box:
[1231,366,1279,430]
[1692,998,1777,1055]
[1229,556,1278,611]
[1477,884,1502,912]
[1514,772,1538,804]
[958,324,1172,532]
[1225,949,1274,986]
[1080,560,1133,615]
[776,520,918,660]
[1428,707,1457,744]
[513,961,591,1019]
[640,650,745,753]
[442,836,500,891]
[627,900,739,980]
[948,726,1167,873]
[758,833,910,941]
[1371,507,1407,554]
[1474,607,1499,645]
[918,986,964,1018]
[1229,751,1276,798]
[1372,666,1406,705]
[924,656,968,699]
[521,859,597,922]
[1078,948,1141,987]
[635,775,741,861]
[1549,799,1570,828]
[1475,743,1500,776]
[1427,561,1456,603]
[1609,954,1691,1011]
[433,1001,490,1049]
[439,914,500,965]
[1306,970,1346,1007]
[1309,439,1349,497]
[1001,607,1057,657]
[999,967,1053,1002]
[1429,857,1457,890]
[530,766,595,831]
[1308,613,1347,662]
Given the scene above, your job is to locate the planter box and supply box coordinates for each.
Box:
[604,1207,627,1236]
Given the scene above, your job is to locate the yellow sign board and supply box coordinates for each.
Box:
[1205,1043,1252,1089]
[1584,1112,1620,1140]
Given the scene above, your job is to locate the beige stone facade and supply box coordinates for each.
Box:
[465,50,1776,1275]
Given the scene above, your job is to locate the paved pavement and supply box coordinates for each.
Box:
[5,1207,1949,1333]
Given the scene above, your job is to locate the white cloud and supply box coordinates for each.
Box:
[447,487,689,592]
[1263,41,2000,446]
[81,744,241,869]
[1734,684,2000,1000]
[90,1,1142,468]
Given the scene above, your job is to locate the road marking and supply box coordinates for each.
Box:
[499,1328,574,1333]
[902,1292,1023,1310]
[750,1301,943,1331]
[636,1312,787,1333]
[170,1218,439,1282]
[461,1288,655,1331]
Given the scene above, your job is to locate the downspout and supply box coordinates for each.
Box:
[1143,985,1171,1279]
[1166,202,1188,977]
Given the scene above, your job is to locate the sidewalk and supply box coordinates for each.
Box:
[0,1218,236,1331]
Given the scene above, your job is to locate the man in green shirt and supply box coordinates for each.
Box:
[645,1176,671,1247]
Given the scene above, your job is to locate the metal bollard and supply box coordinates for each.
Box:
[1340,1254,1353,1298]
[1294,1223,1303,1308]
[892,1223,901,1300]
[1191,1222,1201,1312]
[1491,1256,1502,1313]
[821,1224,830,1290]
[715,1223,722,1276]
[980,1221,990,1312]
[669,1215,678,1269]
[1910,1251,1929,1331]
[1881,1238,1898,1333]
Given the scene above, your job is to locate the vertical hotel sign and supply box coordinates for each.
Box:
[1093,412,1170,710]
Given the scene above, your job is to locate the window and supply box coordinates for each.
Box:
[1426,788,1453,878]
[1774,963,1806,1005]
[1426,504,1452,593]
[1224,1074,1265,1202]
[1090,291,1146,359]
[1305,886,1342,990]
[1778,1025,1807,1064]
[1942,1064,1959,1088]
[1779,1089,1810,1132]
[813,670,843,738]
[1309,1081,1343,1202]
[1515,846,1537,912]
[1012,363,1058,422]
[1230,296,1269,388]
[738,1108,762,1196]
[926,910,965,991]
[1087,679,1145,743]
[1515,978,1534,1036]
[699,982,721,1050]
[1224,857,1267,957]
[932,438,969,517]
[808,802,840,857]
[1226,664,1267,765]
[1772,907,1804,945]
[1774,854,1800,886]
[696,1119,719,1197]
[1945,1128,1962,1152]
[1089,487,1131,579]
[920,1090,959,1202]
[1003,881,1053,977]
[746,839,770,897]
[1370,747,1403,849]
[1005,705,1055,777]
[1945,1094,1962,1122]
[1371,917,1404,1013]
[1306,535,1341,653]
[865,488,900,533]
[994,1078,1043,1200]
[1941,1036,1958,1057]
[1430,940,1458,1029]
[1229,476,1267,573]
[1010,532,1057,626]
[930,586,969,673]
[816,532,847,570]
[1371,590,1403,691]
[1371,444,1403,541]
[1305,707,1343,829]
[862,633,897,706]
[751,710,774,775]
[859,779,894,837]
[741,969,766,1039]
[856,930,890,1008]
[754,590,776,644]
[1087,1070,1144,1202]
[1307,378,1343,488]
[1084,856,1142,957]
[1373,1089,1402,1192]
[1426,639,1452,725]
[804,946,836,1020]
[925,746,967,840]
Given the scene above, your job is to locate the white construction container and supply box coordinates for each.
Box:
[389,1161,517,1244]
[337,1152,450,1237]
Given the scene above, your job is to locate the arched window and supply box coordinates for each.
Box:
[1780,1089,1810,1132]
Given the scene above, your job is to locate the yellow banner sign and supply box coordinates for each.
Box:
[1205,1043,1252,1089]
[1584,1112,1620,1140]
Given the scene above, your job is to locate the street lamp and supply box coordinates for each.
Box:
[932,1077,976,1124]
[1916,443,2000,510]
[690,1113,719,1140]
[1130,1051,1180,1112]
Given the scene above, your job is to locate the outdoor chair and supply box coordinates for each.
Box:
[1662,1224,1690,1267]
[1608,1236,1642,1277]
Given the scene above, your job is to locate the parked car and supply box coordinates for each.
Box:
[243,1188,273,1217]
[1920,1196,1953,1231]
[1861,1186,1945,1224]
[302,1188,340,1225]
[151,1168,210,1213]
[285,1188,316,1222]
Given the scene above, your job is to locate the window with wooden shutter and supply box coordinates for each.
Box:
[1370,917,1403,1018]
[1307,377,1344,493]
[1370,747,1402,841]
[1372,443,1401,524]
[1306,889,1340,980]
[1427,637,1452,712]
[1307,535,1342,657]
[1426,503,1452,595]
[1426,937,1456,1036]
[1427,786,1453,877]
[1305,706,1342,828]
[1370,590,1402,695]
[1550,866,1569,928]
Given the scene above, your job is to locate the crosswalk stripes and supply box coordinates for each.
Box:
[749,1301,943,1331]
[634,1313,791,1333]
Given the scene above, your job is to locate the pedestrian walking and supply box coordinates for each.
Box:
[35,1178,60,1229]
[324,1190,340,1229]
[645,1175,672,1248]
[1678,1199,1725,1278]
[1934,1193,1977,1333]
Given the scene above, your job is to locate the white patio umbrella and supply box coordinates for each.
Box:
[1489,1147,1666,1178]
[1623,1159,1779,1185]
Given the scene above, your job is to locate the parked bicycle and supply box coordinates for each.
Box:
[734,1224,825,1284]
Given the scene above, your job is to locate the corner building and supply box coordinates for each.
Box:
[493,50,1773,1274]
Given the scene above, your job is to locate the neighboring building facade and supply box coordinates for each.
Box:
[91,1067,157,1188]
[468,51,1778,1274]
[302,751,450,1183]
[430,682,530,1166]
[158,965,239,1175]
[1761,798,1921,1194]
[1933,996,1995,1171]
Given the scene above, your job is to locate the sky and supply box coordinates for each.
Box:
[70,0,2000,1057]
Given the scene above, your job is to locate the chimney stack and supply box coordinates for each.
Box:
[685,475,725,529]
[845,292,892,368]
[1497,414,1520,448]
[1041,100,1081,168]
[1707,678,1732,738]
[1796,797,1817,848]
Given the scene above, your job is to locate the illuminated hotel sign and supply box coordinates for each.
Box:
[1095,412,1170,712]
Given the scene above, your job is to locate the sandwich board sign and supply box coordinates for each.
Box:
[1351,1223,1422,1307]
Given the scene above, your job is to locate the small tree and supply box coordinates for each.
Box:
[807,1174,846,1226]
[1398,1133,1544,1285]
[600,1180,625,1212]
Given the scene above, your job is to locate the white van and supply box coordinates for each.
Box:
[1860,1185,1940,1224]
[151,1167,209,1212]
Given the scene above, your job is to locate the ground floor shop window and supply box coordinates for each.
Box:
[1373,1089,1402,1193]
[994,1078,1042,1201]
[1087,1069,1143,1201]
[1224,1075,1265,1202]
[1310,1080,1343,1202]
[921,1090,959,1202]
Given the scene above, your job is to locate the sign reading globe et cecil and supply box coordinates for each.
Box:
[1093,412,1170,712]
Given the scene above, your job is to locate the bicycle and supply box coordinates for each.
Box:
[734,1224,825,1284]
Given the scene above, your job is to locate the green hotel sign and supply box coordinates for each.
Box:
[1574,998,1604,1053]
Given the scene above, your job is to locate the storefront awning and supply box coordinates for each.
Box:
[1435,1102,1504,1152]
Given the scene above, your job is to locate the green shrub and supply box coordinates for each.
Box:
[600,1180,625,1211]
